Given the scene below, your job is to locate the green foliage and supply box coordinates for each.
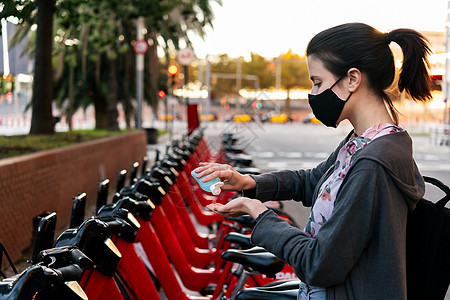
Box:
[279,49,310,90]
[2,0,222,131]
[243,53,273,89]
[206,50,311,100]
[0,0,36,23]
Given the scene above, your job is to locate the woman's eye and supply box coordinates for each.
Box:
[313,82,321,87]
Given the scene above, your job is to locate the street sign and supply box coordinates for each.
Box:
[177,47,195,66]
[133,39,149,54]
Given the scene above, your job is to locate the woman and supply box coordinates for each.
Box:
[194,23,432,299]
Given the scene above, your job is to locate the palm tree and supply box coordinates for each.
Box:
[1,0,56,134]
[3,0,222,132]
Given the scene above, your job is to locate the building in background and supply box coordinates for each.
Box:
[0,20,33,123]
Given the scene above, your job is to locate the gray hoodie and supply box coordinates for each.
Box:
[248,131,424,299]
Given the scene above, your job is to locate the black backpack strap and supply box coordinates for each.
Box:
[423,176,450,209]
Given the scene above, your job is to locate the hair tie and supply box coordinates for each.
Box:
[384,32,392,45]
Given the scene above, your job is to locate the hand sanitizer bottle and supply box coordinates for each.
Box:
[191,168,224,195]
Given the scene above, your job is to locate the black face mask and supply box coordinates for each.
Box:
[308,76,352,128]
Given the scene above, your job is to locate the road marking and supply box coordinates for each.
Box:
[285,152,303,158]
[252,151,328,159]
[417,162,450,172]
[251,151,450,172]
[267,162,289,169]
[255,151,275,158]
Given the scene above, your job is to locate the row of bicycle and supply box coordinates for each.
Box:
[0,128,301,299]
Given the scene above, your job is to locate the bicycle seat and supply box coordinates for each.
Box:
[223,145,244,154]
[221,249,285,279]
[224,232,253,248]
[250,279,301,290]
[225,215,257,229]
[236,286,298,300]
[226,153,253,166]
[222,137,239,145]
[234,166,261,175]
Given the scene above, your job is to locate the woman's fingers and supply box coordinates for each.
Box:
[194,163,234,181]
[193,162,255,191]
[206,203,225,212]
[206,197,248,216]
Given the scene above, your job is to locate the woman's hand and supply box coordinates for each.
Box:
[206,197,268,219]
[193,162,256,191]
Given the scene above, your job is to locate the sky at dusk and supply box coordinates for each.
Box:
[188,0,448,60]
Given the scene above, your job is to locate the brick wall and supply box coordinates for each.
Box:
[0,131,147,264]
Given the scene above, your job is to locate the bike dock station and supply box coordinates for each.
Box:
[0,127,301,300]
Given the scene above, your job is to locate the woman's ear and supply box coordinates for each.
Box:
[347,68,361,92]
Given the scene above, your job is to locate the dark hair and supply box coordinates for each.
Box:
[306,22,433,124]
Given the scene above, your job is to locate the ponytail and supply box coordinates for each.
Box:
[385,29,433,102]
[307,23,434,125]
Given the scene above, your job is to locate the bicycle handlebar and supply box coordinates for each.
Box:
[50,264,83,284]
[0,264,84,300]
[98,196,155,221]
[38,246,93,271]
[135,178,165,205]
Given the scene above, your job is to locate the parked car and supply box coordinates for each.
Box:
[157,112,181,121]
[201,112,218,121]
[302,113,322,124]
[261,112,293,123]
[225,113,252,123]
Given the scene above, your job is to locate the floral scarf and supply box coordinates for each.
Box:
[304,123,403,238]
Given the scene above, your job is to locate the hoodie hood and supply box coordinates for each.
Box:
[352,131,424,210]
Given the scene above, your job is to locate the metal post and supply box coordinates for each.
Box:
[237,57,242,109]
[199,62,204,88]
[275,59,281,90]
[136,17,144,129]
[1,19,10,76]
[444,0,450,125]
[205,57,211,123]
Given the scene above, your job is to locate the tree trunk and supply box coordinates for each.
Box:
[93,92,108,130]
[68,64,74,131]
[284,88,291,115]
[146,33,159,113]
[29,0,55,135]
[106,57,119,131]
[123,51,133,130]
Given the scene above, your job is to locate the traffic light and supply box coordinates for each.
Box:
[158,90,166,97]
[252,101,262,109]
[167,64,179,76]
[167,64,179,89]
